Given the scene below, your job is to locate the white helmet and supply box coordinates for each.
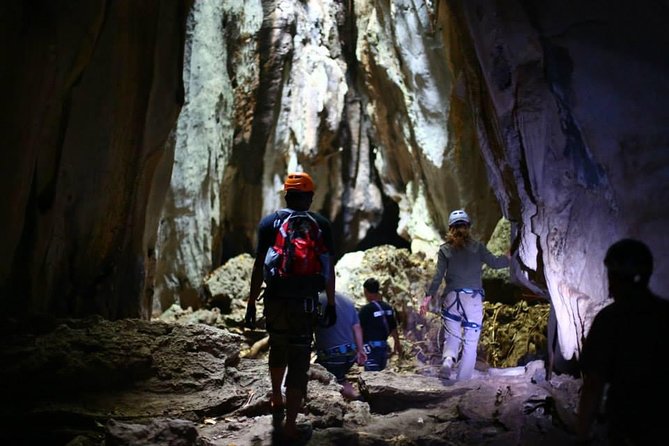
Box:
[448,209,470,226]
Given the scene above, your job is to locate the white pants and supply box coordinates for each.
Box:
[441,289,484,380]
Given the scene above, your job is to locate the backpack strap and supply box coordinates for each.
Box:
[372,300,391,337]
[274,209,317,228]
[273,209,290,229]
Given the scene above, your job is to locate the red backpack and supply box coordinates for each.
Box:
[264,210,329,291]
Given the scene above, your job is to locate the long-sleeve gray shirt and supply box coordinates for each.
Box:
[427,239,509,297]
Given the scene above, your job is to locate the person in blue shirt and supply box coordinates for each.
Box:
[314,291,367,399]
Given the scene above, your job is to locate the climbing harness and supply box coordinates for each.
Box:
[363,340,387,355]
[317,343,356,359]
[441,288,484,331]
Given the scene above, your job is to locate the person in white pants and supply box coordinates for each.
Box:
[439,288,485,379]
[420,209,510,380]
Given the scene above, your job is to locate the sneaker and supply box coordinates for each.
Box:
[440,356,454,379]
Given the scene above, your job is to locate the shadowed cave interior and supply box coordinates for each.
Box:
[0,1,667,445]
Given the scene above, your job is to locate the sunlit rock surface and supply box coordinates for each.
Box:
[154,0,263,311]
[353,0,501,252]
[202,253,255,314]
[335,245,433,311]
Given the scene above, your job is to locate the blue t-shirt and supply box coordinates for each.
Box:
[580,291,669,436]
[314,292,359,351]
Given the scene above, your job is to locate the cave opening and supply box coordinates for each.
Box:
[354,194,411,253]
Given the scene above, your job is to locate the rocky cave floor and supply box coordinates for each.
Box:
[0,314,596,446]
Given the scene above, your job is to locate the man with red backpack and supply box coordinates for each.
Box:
[245,172,336,444]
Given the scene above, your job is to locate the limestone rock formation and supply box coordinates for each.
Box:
[451,0,669,358]
[154,0,503,316]
[2,0,667,379]
[154,0,263,312]
[202,253,255,314]
[335,244,434,311]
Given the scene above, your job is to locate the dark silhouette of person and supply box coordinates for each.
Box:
[577,239,669,445]
[245,172,336,444]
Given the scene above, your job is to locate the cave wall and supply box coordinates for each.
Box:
[452,0,669,358]
[2,0,667,363]
[156,0,669,359]
[0,0,192,318]
[155,0,502,310]
[153,1,263,312]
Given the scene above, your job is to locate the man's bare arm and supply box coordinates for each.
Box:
[352,323,367,365]
[248,256,264,304]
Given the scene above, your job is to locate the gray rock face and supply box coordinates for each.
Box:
[105,418,199,446]
[154,0,263,312]
[453,0,669,358]
[202,253,255,314]
[0,317,241,397]
[155,0,668,364]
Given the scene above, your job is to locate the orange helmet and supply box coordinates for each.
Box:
[284,172,314,192]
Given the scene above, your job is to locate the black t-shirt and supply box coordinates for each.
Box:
[580,292,669,436]
[359,300,397,342]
